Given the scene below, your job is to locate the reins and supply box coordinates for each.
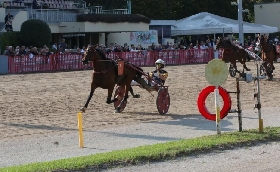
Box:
[89,49,116,74]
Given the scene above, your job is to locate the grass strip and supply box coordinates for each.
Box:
[1,127,280,172]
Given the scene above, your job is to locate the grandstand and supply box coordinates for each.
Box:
[0,0,150,49]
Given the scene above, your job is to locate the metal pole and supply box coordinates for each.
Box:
[162,26,164,40]
[236,77,242,131]
[127,0,131,14]
[256,63,263,133]
[238,0,244,46]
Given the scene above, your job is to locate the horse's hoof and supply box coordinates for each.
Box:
[133,94,140,98]
[80,107,86,113]
[115,109,120,113]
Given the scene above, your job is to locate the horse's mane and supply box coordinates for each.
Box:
[95,48,110,60]
[224,39,232,45]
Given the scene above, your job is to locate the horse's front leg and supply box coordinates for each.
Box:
[80,88,95,113]
[232,62,240,73]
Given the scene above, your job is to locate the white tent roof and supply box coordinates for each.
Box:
[171,12,278,36]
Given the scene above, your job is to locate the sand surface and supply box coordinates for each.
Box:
[1,61,280,142]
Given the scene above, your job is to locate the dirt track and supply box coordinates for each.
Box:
[1,61,280,142]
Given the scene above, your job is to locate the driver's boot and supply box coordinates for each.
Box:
[134,77,155,91]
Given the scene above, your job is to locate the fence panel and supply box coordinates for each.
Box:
[8,49,215,74]
[8,55,51,73]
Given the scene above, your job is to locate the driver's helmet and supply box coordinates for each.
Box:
[155,59,165,68]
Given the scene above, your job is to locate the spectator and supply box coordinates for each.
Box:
[6,46,15,56]
[32,0,40,9]
[4,12,13,32]
[106,44,114,53]
[80,46,86,54]
[30,47,39,55]
[151,43,156,51]
[52,43,58,51]
[114,44,122,52]
[193,42,200,49]
[200,41,208,49]
[5,19,13,31]
[274,36,279,44]
[4,12,12,24]
[58,46,65,54]
[59,38,67,51]
[76,47,82,55]
[3,46,9,55]
[123,45,130,52]
[19,46,27,55]
[15,46,20,55]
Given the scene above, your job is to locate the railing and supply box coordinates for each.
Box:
[29,9,79,22]
[7,49,215,74]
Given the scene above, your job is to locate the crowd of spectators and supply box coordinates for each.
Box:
[4,35,279,57]
[96,38,216,54]
[1,37,216,56]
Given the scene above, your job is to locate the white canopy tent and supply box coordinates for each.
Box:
[171,12,278,36]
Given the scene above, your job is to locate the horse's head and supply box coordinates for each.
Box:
[216,37,231,49]
[82,44,99,65]
[259,34,267,46]
[216,37,223,49]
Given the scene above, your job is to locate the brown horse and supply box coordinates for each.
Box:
[216,37,250,77]
[259,34,277,80]
[80,44,142,113]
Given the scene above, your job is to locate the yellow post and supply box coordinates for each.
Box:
[259,118,263,133]
[77,112,84,148]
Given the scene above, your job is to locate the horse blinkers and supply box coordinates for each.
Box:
[82,47,95,65]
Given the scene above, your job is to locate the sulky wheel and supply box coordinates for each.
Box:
[229,64,236,77]
[114,86,127,112]
[156,87,170,115]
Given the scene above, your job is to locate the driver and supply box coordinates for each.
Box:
[149,59,168,86]
[132,59,168,92]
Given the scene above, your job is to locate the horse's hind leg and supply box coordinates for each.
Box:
[115,95,128,113]
[243,64,250,71]
[115,82,130,113]
[129,86,140,98]
[106,86,118,104]
[241,53,250,71]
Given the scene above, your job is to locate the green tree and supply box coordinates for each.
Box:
[20,19,52,47]
[83,0,273,23]
[0,32,21,53]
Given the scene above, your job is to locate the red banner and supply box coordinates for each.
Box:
[8,49,215,74]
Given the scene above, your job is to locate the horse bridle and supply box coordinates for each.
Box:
[85,47,116,74]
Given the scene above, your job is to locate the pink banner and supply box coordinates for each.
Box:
[8,49,215,74]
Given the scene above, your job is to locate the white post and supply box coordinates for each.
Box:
[214,88,221,134]
[238,0,244,46]
[214,53,221,134]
